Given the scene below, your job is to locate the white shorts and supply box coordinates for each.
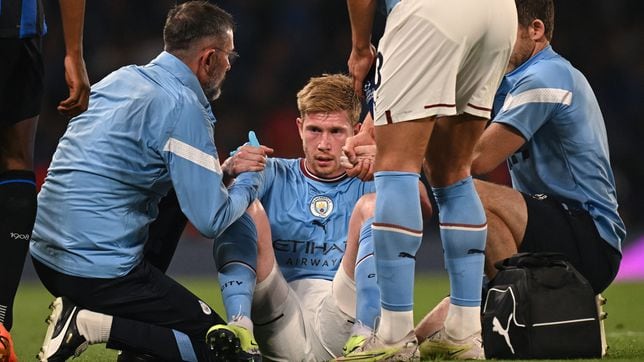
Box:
[373,0,517,125]
[251,264,357,361]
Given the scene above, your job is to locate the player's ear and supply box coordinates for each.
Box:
[201,49,216,70]
[193,49,210,79]
[529,19,546,41]
[296,117,305,137]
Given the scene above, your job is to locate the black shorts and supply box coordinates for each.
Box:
[0,37,44,125]
[519,193,621,294]
[32,257,225,340]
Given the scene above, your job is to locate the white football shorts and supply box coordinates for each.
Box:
[251,263,357,361]
[373,0,518,125]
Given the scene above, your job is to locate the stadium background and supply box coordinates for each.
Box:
[24,0,644,278]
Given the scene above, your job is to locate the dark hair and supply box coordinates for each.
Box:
[163,1,235,52]
[515,0,554,40]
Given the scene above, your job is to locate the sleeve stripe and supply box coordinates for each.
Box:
[501,88,572,112]
[163,137,222,174]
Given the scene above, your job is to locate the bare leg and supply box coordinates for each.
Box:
[246,201,275,283]
[0,116,38,171]
[425,114,487,187]
[474,179,527,278]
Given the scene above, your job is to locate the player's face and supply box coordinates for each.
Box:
[297,111,356,179]
[200,30,234,101]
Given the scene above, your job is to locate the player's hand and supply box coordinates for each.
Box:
[222,145,273,178]
[223,131,273,178]
[348,44,376,99]
[57,54,90,117]
[341,144,376,181]
[342,128,376,165]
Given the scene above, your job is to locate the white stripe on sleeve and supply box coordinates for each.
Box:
[163,137,222,174]
[501,88,572,112]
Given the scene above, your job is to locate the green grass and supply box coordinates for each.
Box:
[10,275,644,361]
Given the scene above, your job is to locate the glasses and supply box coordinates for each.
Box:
[213,46,239,65]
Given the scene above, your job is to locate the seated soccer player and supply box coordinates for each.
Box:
[211,74,431,361]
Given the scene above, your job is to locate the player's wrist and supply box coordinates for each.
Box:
[351,41,373,54]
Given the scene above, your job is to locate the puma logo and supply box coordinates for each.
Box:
[492,314,515,354]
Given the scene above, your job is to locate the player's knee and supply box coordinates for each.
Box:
[473,178,493,210]
[0,123,37,170]
[353,193,375,221]
[245,199,264,219]
[0,171,37,233]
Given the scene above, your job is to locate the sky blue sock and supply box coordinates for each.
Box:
[373,171,422,312]
[214,212,257,320]
[355,217,380,329]
[432,176,487,307]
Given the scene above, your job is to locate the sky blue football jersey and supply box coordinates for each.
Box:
[31,52,259,278]
[259,158,375,282]
[492,45,625,250]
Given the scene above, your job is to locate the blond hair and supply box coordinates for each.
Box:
[296,74,361,126]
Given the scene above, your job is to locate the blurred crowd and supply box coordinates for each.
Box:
[36,0,644,242]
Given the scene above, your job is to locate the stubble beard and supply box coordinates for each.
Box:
[205,79,222,101]
[204,67,225,101]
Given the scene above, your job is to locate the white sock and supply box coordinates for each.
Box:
[76,310,113,344]
[444,304,480,340]
[230,315,253,334]
[376,309,414,343]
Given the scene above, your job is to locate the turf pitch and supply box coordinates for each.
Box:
[10,274,644,361]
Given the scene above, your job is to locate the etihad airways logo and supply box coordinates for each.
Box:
[274,240,344,255]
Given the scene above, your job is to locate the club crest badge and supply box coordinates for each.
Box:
[310,196,334,218]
